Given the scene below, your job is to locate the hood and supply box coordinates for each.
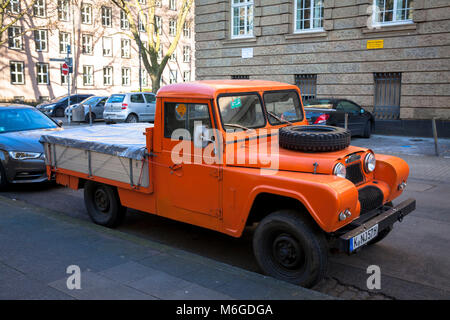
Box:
[0,128,62,153]
[225,139,368,174]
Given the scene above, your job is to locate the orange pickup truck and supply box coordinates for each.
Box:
[41,80,415,288]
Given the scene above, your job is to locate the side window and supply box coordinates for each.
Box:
[98,98,107,106]
[337,101,360,114]
[164,102,212,140]
[130,94,145,103]
[144,94,156,103]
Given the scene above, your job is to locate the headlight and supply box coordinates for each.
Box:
[9,151,42,160]
[333,162,346,178]
[364,152,376,173]
[43,104,56,110]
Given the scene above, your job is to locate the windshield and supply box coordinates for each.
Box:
[47,95,68,104]
[218,94,265,130]
[0,108,57,133]
[263,91,303,124]
[82,96,102,105]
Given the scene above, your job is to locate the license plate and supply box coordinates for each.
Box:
[350,224,378,252]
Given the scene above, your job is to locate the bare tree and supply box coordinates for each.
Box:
[0,0,38,46]
[111,0,194,92]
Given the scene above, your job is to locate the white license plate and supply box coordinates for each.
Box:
[350,224,379,252]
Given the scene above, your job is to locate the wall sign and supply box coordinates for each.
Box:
[242,47,253,59]
[367,39,384,49]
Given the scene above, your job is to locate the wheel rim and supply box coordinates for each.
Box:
[272,233,305,270]
[94,188,110,213]
[127,115,137,123]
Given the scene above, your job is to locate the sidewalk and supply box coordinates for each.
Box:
[0,196,330,300]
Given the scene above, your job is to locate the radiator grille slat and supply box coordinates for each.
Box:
[358,186,384,215]
[346,163,364,185]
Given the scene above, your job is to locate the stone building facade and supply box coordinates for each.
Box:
[194,0,450,122]
[0,0,195,104]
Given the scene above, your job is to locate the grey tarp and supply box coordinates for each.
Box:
[39,123,152,160]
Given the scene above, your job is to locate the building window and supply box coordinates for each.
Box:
[183,21,190,38]
[169,19,176,36]
[8,26,22,49]
[231,75,250,79]
[373,0,413,25]
[36,63,49,84]
[59,32,71,53]
[183,46,190,63]
[81,3,92,24]
[295,0,324,32]
[169,0,176,10]
[10,61,24,84]
[120,10,129,29]
[34,30,48,51]
[102,6,112,27]
[231,0,253,38]
[8,0,20,14]
[82,34,93,54]
[57,0,69,21]
[83,65,94,86]
[158,46,163,61]
[33,0,46,17]
[170,51,176,62]
[103,66,113,86]
[141,68,148,87]
[122,67,130,86]
[103,37,113,56]
[139,13,147,32]
[121,39,130,58]
[295,74,317,101]
[155,16,162,35]
[373,72,402,119]
[169,70,177,84]
[183,70,190,82]
[138,0,146,4]
[61,64,70,85]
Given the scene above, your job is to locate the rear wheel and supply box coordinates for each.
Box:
[84,181,126,227]
[253,210,328,288]
[125,114,138,123]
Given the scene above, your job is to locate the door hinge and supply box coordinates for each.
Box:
[216,209,223,220]
[210,168,223,180]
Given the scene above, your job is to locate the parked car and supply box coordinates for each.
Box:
[36,94,93,117]
[65,96,108,122]
[302,99,375,138]
[0,104,63,188]
[103,92,156,123]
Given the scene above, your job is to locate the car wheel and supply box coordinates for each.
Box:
[84,181,126,228]
[0,162,8,190]
[55,108,65,118]
[253,210,328,288]
[85,113,96,123]
[125,114,139,123]
[362,121,372,138]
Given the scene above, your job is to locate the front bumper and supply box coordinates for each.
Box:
[335,198,416,253]
[3,157,48,184]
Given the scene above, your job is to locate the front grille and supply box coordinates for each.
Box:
[346,162,364,185]
[358,186,384,214]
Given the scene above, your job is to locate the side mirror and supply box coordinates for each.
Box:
[56,120,63,127]
[194,124,212,149]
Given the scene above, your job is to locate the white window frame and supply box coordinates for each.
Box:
[59,31,71,53]
[9,0,20,14]
[169,0,176,10]
[183,21,190,38]
[183,70,190,82]
[155,16,162,35]
[58,0,70,21]
[169,69,177,84]
[83,65,94,86]
[170,51,176,62]
[8,26,22,49]
[158,46,163,61]
[34,29,48,51]
[102,6,112,27]
[103,37,113,56]
[103,66,113,86]
[169,19,176,36]
[36,63,49,85]
[141,68,148,87]
[231,0,254,39]
[183,46,190,63]
[294,0,324,33]
[139,13,147,32]
[33,0,46,18]
[81,3,92,24]
[372,0,414,27]
[121,67,130,86]
[82,34,93,54]
[120,10,129,30]
[10,61,24,84]
[121,38,130,58]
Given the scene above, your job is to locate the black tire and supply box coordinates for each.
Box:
[253,210,328,288]
[279,125,351,152]
[54,108,65,117]
[125,114,139,123]
[85,113,96,123]
[362,121,372,138]
[0,162,8,190]
[84,181,126,228]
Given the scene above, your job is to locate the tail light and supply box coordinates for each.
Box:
[121,103,128,110]
[314,114,330,124]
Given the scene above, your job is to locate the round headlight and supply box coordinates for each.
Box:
[333,163,346,178]
[364,152,376,173]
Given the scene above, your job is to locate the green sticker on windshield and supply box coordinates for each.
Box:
[231,98,242,109]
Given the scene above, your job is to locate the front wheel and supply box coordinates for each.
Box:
[84,181,126,228]
[362,121,372,138]
[253,210,328,288]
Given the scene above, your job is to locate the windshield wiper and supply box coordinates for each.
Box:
[224,123,253,131]
[267,111,294,126]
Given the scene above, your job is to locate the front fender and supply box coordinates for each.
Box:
[373,154,410,202]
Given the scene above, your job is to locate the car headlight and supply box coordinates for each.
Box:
[43,104,56,110]
[333,162,346,178]
[9,151,42,160]
[364,152,376,173]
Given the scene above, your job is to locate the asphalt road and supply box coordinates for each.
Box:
[1,135,449,300]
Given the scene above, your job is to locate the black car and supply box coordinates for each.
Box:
[36,94,93,117]
[0,105,63,188]
[303,98,375,138]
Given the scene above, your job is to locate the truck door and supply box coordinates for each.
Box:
[161,99,221,219]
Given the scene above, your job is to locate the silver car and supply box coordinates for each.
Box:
[103,92,156,123]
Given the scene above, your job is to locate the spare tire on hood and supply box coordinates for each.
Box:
[279,125,351,152]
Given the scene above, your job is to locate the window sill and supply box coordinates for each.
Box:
[362,22,417,36]
[285,30,327,40]
[223,37,257,46]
